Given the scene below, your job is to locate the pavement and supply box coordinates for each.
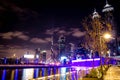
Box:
[104,66,120,80]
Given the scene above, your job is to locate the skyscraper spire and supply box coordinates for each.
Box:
[102,0,114,12]
[92,8,100,19]
[106,0,108,4]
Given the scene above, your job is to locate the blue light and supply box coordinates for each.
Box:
[118,46,120,50]
[2,69,6,80]
[34,68,39,78]
[14,69,18,80]
[60,56,67,61]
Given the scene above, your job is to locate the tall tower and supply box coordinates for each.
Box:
[102,0,114,15]
[35,48,40,60]
[102,0,118,55]
[92,9,100,19]
[102,0,114,31]
[69,43,75,59]
[50,34,55,60]
[41,50,47,63]
[58,35,66,58]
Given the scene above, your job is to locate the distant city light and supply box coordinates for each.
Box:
[24,54,35,59]
[36,55,39,58]
[41,50,46,53]
[60,56,67,61]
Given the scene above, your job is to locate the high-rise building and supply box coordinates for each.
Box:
[58,35,66,59]
[102,0,114,32]
[92,9,100,19]
[35,48,40,59]
[41,50,47,63]
[50,34,55,60]
[102,0,119,55]
[102,0,114,23]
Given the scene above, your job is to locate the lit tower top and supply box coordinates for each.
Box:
[102,0,114,12]
[92,9,100,19]
[102,0,115,33]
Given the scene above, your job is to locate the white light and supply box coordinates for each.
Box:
[41,50,46,53]
[36,55,39,58]
[24,54,34,59]
[60,56,67,61]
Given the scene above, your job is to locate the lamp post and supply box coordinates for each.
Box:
[99,33,112,79]
[100,33,112,59]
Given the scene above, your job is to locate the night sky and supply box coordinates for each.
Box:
[0,0,120,58]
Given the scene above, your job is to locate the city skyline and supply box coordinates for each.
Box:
[0,0,120,58]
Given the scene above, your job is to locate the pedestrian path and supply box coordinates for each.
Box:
[104,66,120,80]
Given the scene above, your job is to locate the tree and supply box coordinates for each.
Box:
[82,10,113,80]
[82,11,112,57]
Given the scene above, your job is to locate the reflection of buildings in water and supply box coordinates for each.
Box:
[22,68,34,80]
[2,69,6,80]
[14,69,18,80]
[34,68,39,78]
[2,69,19,80]
[11,70,15,80]
[60,67,66,80]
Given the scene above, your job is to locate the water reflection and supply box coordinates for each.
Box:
[42,68,45,77]
[11,70,15,80]
[2,69,6,80]
[14,69,18,80]
[22,68,34,80]
[33,68,39,78]
[60,67,66,80]
[0,67,81,80]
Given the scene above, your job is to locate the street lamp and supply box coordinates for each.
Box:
[99,33,112,79]
[103,33,112,39]
[100,33,112,58]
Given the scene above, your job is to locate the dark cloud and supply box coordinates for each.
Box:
[0,31,29,40]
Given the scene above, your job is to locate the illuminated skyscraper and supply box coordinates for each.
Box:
[102,0,114,31]
[92,9,100,19]
[50,33,56,61]
[102,0,118,55]
[35,48,40,59]
[58,35,66,59]
[41,50,47,63]
[102,0,114,16]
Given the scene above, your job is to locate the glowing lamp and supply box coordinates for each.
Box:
[103,33,111,39]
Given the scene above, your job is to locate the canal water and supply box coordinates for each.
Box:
[0,67,87,80]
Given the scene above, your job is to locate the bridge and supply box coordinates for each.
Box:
[0,64,72,69]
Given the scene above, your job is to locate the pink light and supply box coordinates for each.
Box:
[56,62,60,65]
[72,58,100,62]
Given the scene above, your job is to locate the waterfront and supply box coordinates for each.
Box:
[0,67,87,80]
